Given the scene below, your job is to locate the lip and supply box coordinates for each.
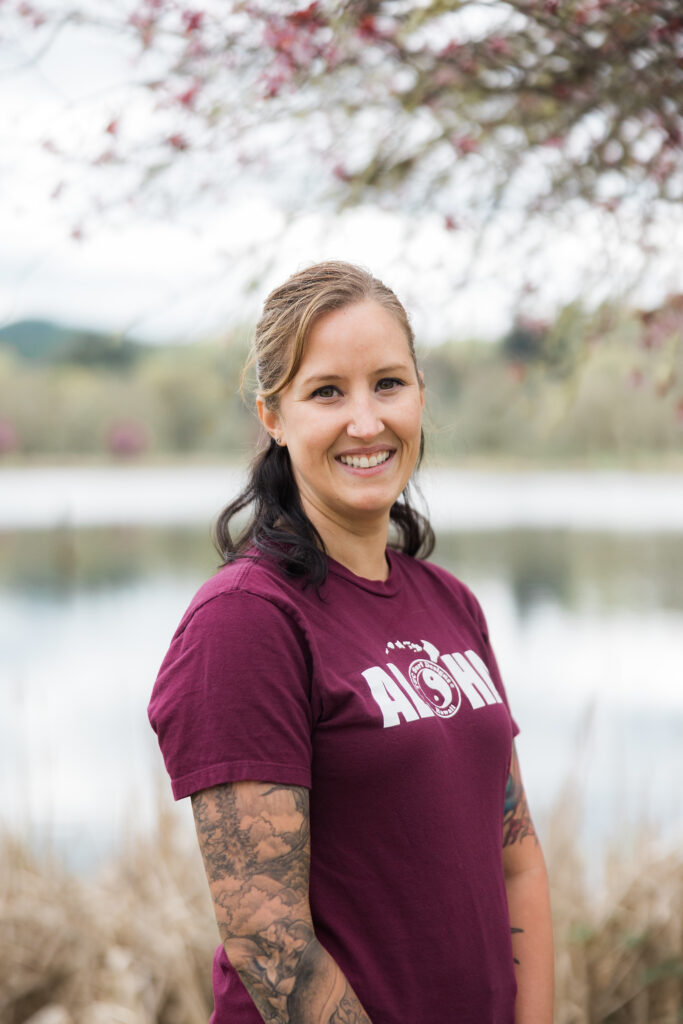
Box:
[334,449,397,475]
[334,444,396,458]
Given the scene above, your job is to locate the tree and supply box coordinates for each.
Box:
[6,0,683,229]
[4,0,683,413]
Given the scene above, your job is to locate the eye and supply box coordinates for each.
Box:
[311,384,341,399]
[376,377,405,392]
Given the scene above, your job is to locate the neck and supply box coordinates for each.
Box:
[303,503,391,581]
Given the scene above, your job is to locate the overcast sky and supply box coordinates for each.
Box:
[3,11,683,346]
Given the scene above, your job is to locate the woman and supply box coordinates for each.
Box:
[148,261,554,1024]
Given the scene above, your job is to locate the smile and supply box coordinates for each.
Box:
[337,450,393,469]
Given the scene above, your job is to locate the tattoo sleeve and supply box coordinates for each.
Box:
[191,781,373,1024]
[510,926,524,964]
[503,744,537,848]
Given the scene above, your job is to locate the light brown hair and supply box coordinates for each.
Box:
[250,260,419,409]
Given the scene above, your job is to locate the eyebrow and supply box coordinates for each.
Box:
[299,364,412,389]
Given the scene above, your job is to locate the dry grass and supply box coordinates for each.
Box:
[2,805,682,1024]
[547,792,683,1024]
[0,811,215,1024]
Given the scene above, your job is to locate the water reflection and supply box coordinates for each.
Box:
[1,524,682,873]
[435,530,683,615]
[0,525,218,594]
[3,527,683,612]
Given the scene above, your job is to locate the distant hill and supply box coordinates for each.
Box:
[0,319,148,368]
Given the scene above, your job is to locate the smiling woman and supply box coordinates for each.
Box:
[213,261,434,586]
[256,300,425,579]
[148,261,554,1024]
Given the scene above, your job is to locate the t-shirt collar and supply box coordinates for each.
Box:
[325,548,401,597]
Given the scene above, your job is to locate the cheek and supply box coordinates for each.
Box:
[286,409,340,457]
[401,399,424,439]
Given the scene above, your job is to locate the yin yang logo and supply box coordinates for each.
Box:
[408,659,462,718]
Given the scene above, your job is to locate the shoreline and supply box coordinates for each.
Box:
[1,449,683,471]
[2,463,682,532]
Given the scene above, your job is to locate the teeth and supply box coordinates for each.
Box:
[339,450,391,468]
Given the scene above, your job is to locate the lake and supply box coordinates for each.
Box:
[1,466,682,874]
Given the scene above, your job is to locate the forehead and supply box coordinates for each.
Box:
[298,300,412,370]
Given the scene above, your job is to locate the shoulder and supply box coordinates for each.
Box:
[152,555,313,705]
[178,554,307,640]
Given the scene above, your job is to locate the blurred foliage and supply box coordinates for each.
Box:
[5,0,683,418]
[1,296,681,462]
[1,802,682,1024]
[7,0,683,233]
[0,319,145,369]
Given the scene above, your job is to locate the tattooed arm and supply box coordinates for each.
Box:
[191,781,373,1024]
[502,743,554,1024]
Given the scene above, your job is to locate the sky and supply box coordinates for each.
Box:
[3,9,683,346]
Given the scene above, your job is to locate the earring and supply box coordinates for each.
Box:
[273,435,284,446]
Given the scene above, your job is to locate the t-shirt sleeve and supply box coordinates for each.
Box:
[148,591,313,799]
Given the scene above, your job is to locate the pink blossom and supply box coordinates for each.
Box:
[287,2,322,27]
[0,420,18,455]
[167,133,190,150]
[128,11,155,46]
[182,9,203,34]
[177,82,200,108]
[451,134,478,155]
[107,420,148,457]
[262,66,291,99]
[264,21,298,54]
[356,15,379,40]
[489,36,511,56]
[439,41,462,59]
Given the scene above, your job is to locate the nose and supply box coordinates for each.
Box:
[347,392,384,440]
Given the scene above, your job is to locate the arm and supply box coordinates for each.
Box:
[502,743,554,1024]
[191,780,373,1024]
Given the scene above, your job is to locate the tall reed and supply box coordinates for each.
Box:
[2,802,682,1024]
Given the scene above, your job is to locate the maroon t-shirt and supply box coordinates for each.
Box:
[149,549,519,1023]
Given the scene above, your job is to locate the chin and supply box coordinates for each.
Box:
[344,497,397,518]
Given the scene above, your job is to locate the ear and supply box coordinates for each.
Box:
[418,370,425,409]
[256,395,283,444]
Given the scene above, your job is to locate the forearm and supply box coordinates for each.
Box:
[229,930,373,1024]
[192,782,373,1024]
[505,861,554,1024]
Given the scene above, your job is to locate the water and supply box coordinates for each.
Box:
[1,467,682,874]
[2,465,683,531]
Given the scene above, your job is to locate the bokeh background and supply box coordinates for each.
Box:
[2,3,683,1022]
